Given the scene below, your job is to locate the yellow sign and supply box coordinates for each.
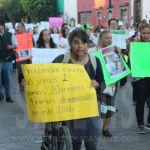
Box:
[22,64,99,123]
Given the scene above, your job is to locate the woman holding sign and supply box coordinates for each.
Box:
[96,30,118,137]
[42,29,104,150]
[131,23,150,134]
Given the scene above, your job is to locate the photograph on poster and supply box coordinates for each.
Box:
[102,46,126,78]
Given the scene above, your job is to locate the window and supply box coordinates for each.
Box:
[79,12,91,25]
[107,10,113,20]
[134,0,141,23]
[120,8,128,23]
[120,5,129,23]
[97,10,102,20]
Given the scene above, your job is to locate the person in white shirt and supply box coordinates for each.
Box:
[59,27,70,49]
[90,27,100,46]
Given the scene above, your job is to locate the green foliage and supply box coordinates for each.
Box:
[21,0,57,22]
[3,0,26,22]
[0,6,9,22]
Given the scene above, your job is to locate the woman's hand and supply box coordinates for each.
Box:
[91,80,99,89]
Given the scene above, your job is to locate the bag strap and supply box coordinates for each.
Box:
[89,54,97,72]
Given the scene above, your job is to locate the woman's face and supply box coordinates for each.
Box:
[65,28,70,37]
[70,20,75,27]
[42,30,50,42]
[109,20,118,30]
[53,27,58,34]
[71,37,88,57]
[102,33,112,47]
[140,27,150,42]
[17,24,25,33]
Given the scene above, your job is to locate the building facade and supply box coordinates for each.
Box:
[57,0,78,25]
[132,0,150,24]
[77,0,131,27]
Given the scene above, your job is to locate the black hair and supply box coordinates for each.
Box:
[94,27,100,33]
[0,20,5,26]
[98,30,111,45]
[61,23,68,29]
[51,27,59,34]
[62,27,70,38]
[18,22,25,29]
[37,29,56,48]
[108,18,118,26]
[68,29,89,45]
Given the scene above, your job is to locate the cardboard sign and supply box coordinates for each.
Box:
[32,48,68,64]
[49,17,63,28]
[15,32,33,62]
[130,42,150,77]
[22,64,99,122]
[110,30,127,49]
[93,46,130,86]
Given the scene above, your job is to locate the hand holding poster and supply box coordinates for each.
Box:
[93,46,130,86]
[130,42,150,77]
[22,64,99,122]
[15,32,33,62]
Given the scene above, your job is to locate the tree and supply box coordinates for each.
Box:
[3,0,26,23]
[0,6,9,22]
[21,0,57,22]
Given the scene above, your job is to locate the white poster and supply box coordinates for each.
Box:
[25,23,34,30]
[111,30,127,49]
[32,48,69,64]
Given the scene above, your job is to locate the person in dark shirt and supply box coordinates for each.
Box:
[130,23,150,134]
[0,20,18,103]
[44,29,104,150]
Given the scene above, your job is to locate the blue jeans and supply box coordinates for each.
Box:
[0,61,12,97]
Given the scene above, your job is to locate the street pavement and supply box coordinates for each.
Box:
[0,71,149,150]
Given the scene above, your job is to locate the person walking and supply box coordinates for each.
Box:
[0,20,18,103]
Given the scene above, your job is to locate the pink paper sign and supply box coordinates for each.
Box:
[49,17,63,28]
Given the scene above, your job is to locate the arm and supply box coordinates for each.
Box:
[7,34,18,50]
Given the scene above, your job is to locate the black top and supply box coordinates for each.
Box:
[53,54,104,97]
[0,31,14,61]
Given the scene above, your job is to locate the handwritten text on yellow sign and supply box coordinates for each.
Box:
[22,64,99,122]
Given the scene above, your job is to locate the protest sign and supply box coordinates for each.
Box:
[130,42,150,77]
[93,46,130,86]
[40,21,50,29]
[110,30,127,49]
[49,17,63,28]
[25,23,34,30]
[126,30,135,38]
[32,48,68,64]
[22,64,99,122]
[51,34,59,40]
[15,32,33,62]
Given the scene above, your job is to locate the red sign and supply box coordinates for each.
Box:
[15,32,33,62]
